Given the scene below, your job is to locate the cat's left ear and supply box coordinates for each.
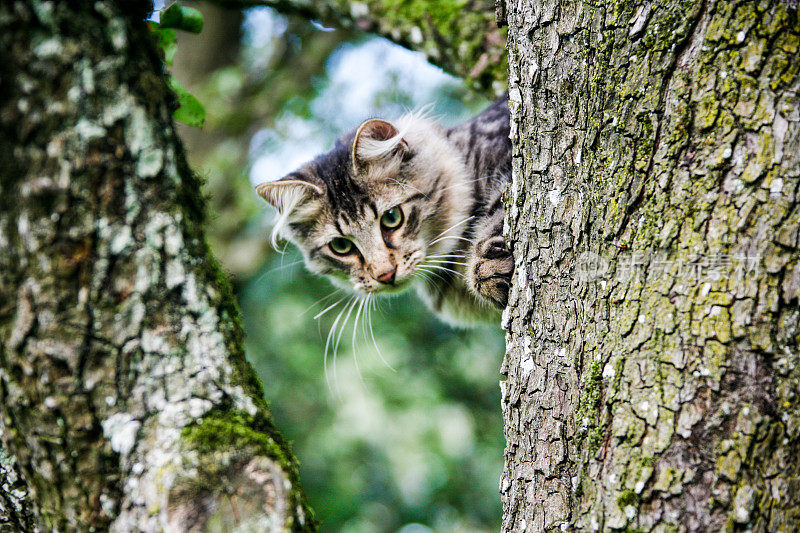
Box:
[255,177,323,213]
[352,119,409,171]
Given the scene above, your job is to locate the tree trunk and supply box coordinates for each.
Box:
[501,0,799,531]
[0,2,313,530]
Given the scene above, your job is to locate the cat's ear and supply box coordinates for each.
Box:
[352,119,409,171]
[255,178,323,213]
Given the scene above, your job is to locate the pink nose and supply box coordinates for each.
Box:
[375,266,397,284]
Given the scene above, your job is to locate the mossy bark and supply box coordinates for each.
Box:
[0,1,313,530]
[502,0,799,531]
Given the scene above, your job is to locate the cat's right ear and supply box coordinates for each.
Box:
[352,119,409,171]
[255,179,323,213]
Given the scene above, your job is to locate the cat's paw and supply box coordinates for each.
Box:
[471,236,514,308]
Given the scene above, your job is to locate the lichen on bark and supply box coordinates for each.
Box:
[502,0,799,531]
[0,446,34,532]
[0,1,314,530]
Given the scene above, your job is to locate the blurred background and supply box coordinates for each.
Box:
[163,3,505,531]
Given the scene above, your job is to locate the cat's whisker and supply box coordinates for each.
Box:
[422,264,468,274]
[324,295,356,401]
[423,259,469,266]
[300,289,343,317]
[424,254,468,260]
[313,294,348,321]
[410,270,432,288]
[366,294,397,372]
[351,296,367,388]
[254,260,305,283]
[428,235,476,247]
[426,251,468,256]
[426,215,474,246]
[332,297,360,401]
[388,177,428,198]
[418,264,465,279]
[416,266,456,284]
[411,270,433,284]
[413,270,447,299]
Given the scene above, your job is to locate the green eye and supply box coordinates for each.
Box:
[329,237,354,255]
[380,206,403,229]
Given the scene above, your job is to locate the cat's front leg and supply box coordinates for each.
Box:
[470,235,514,308]
[467,203,514,309]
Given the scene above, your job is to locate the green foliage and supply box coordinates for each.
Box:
[167,75,206,127]
[160,3,204,34]
[149,3,206,127]
[240,255,505,532]
[149,24,177,65]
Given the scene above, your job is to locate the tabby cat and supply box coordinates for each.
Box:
[256,95,512,325]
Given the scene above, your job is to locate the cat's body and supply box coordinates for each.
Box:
[257,95,513,325]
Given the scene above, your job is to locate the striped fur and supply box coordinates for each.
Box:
[256,95,512,325]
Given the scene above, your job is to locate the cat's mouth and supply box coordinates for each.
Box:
[367,275,413,294]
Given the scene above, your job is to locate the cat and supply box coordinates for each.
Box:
[255,95,512,325]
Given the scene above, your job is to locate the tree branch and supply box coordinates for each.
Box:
[212,0,508,93]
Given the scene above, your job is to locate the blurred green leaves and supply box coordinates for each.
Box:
[150,24,177,65]
[167,76,206,127]
[150,2,206,127]
[240,254,505,532]
[160,3,204,34]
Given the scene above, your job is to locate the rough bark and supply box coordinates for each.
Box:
[218,0,509,93]
[502,0,799,531]
[0,448,33,531]
[0,2,313,531]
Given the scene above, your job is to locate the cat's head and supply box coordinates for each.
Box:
[256,114,472,294]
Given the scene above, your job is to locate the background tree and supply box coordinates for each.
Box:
[0,2,314,530]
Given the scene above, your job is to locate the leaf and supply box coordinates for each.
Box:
[167,76,205,128]
[150,26,177,66]
[160,3,204,34]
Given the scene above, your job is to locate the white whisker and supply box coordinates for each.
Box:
[332,297,360,401]
[367,294,397,372]
[324,296,355,400]
[351,297,366,387]
[313,295,348,320]
[255,260,304,283]
[419,264,465,279]
[388,177,428,198]
[425,253,468,258]
[300,289,343,317]
[413,270,447,299]
[428,235,475,247]
[416,266,454,284]
[423,259,469,266]
[426,215,474,246]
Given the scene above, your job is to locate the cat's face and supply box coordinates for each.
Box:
[257,117,471,295]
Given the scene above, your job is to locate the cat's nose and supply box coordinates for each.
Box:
[375,266,397,284]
